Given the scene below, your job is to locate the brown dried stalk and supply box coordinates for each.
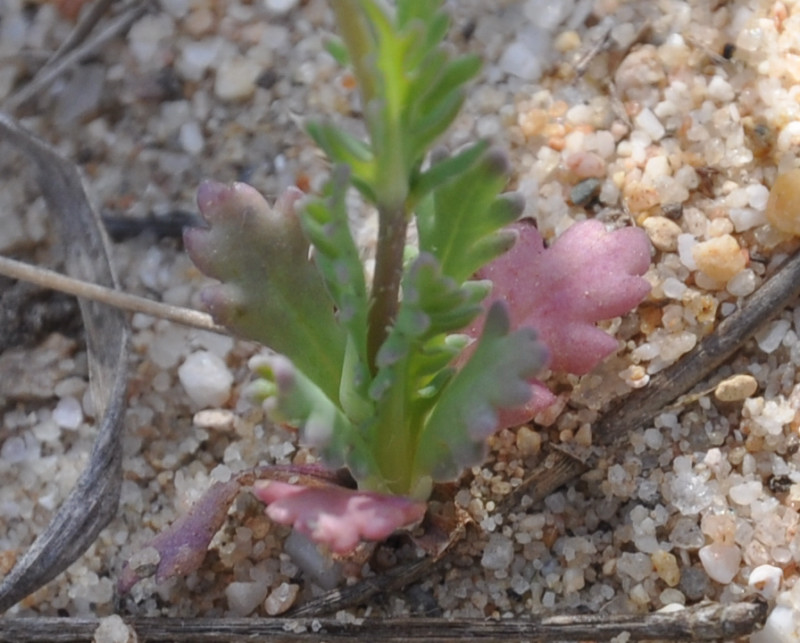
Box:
[0,600,767,642]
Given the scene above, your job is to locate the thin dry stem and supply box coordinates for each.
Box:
[0,254,228,335]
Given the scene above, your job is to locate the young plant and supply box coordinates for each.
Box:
[120,0,650,589]
[187,0,543,511]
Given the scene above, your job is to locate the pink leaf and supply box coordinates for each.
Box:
[475,220,650,375]
[252,481,426,554]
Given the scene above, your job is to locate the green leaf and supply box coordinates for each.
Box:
[396,0,443,30]
[407,89,466,162]
[415,55,481,118]
[416,148,523,283]
[369,253,488,402]
[325,36,349,66]
[409,141,487,206]
[305,121,376,199]
[365,253,489,493]
[413,302,547,482]
[300,167,373,423]
[185,182,345,401]
[248,354,374,478]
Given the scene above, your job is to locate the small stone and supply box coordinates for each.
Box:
[729,207,767,232]
[729,480,763,505]
[634,108,665,141]
[499,41,543,82]
[679,566,711,601]
[515,425,541,456]
[226,580,269,616]
[765,169,800,236]
[750,605,799,643]
[563,567,585,593]
[755,319,791,354]
[264,582,300,615]
[698,543,741,584]
[714,374,757,402]
[691,234,746,282]
[574,424,592,447]
[178,350,233,407]
[748,564,782,599]
[179,121,204,154]
[126,546,161,579]
[193,409,236,432]
[642,216,682,252]
[565,152,606,179]
[519,108,548,138]
[651,550,680,587]
[570,178,602,206]
[616,552,652,582]
[93,615,136,643]
[52,396,83,430]
[264,0,298,15]
[481,533,514,571]
[184,7,214,36]
[624,182,660,213]
[726,269,757,297]
[214,57,262,101]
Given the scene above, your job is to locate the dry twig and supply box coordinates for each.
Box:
[0,600,768,642]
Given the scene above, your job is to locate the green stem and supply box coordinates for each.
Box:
[333,1,411,375]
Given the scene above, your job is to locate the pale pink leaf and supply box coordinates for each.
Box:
[475,220,651,375]
[252,481,426,554]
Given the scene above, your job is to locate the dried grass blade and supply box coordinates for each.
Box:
[0,113,129,613]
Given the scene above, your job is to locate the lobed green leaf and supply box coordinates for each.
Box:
[413,302,547,482]
[248,354,375,479]
[184,182,345,401]
[300,168,373,423]
[416,148,523,284]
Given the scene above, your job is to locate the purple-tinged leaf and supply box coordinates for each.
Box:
[117,478,241,594]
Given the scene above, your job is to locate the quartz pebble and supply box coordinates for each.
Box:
[765,169,800,236]
[728,480,762,505]
[481,533,514,572]
[264,0,298,15]
[214,57,261,101]
[126,546,161,582]
[226,580,270,616]
[642,216,682,252]
[755,319,791,354]
[193,409,236,432]
[748,564,782,599]
[93,615,136,643]
[698,543,741,584]
[714,374,757,402]
[651,550,680,587]
[264,582,300,615]
[52,396,83,430]
[750,605,799,643]
[178,351,233,407]
[691,234,746,282]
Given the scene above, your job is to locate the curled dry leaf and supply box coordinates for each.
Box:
[117,478,242,594]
